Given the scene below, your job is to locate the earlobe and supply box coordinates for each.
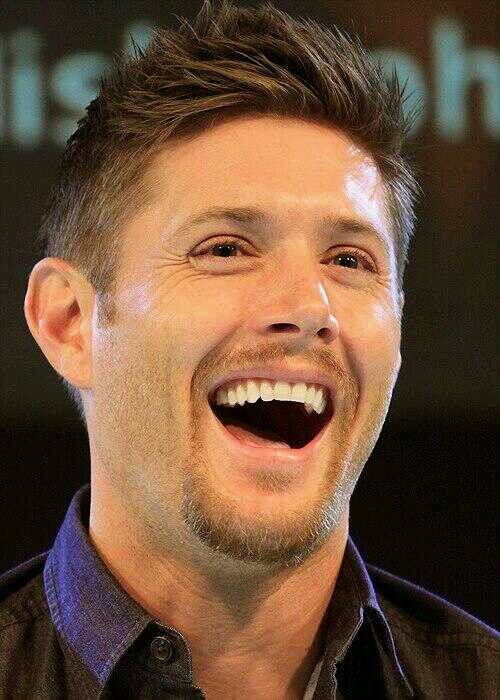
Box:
[24,258,93,390]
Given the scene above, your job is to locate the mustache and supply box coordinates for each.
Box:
[199,344,352,396]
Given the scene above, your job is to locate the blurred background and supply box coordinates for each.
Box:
[1,1,498,629]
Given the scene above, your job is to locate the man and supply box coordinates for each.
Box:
[1,0,498,698]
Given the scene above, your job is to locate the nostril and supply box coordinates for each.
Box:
[271,323,298,332]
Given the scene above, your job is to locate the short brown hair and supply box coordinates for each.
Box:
[37,0,422,427]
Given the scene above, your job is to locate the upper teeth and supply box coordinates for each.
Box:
[213,379,328,415]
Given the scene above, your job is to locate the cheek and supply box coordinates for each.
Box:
[151,283,247,364]
[345,299,401,385]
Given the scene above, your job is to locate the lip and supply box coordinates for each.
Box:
[207,365,337,404]
[208,394,333,467]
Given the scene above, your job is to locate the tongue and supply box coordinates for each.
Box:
[224,423,291,449]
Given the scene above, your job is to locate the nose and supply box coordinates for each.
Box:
[258,304,338,345]
[248,268,339,349]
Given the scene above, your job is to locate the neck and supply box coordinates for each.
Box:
[89,486,349,696]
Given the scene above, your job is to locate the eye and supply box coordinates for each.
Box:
[193,237,376,272]
[194,238,248,259]
[329,249,376,272]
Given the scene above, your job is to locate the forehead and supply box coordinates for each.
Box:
[144,116,389,234]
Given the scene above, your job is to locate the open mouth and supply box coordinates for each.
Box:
[208,392,334,449]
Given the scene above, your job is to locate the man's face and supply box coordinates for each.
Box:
[86,116,403,570]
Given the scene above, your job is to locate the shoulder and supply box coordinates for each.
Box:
[0,551,51,629]
[366,562,498,640]
[0,552,79,696]
[366,562,499,697]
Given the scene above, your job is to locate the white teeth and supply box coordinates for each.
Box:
[226,386,238,406]
[260,380,274,402]
[274,381,292,401]
[213,379,328,415]
[236,384,246,406]
[305,384,317,407]
[246,380,260,403]
[291,383,306,402]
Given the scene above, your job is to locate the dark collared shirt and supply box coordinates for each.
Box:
[0,484,498,699]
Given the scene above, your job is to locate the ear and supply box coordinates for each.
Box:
[23,258,94,391]
[398,289,405,314]
[396,290,405,372]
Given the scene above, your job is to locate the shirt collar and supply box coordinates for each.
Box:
[43,483,414,696]
[43,484,153,686]
[330,531,415,696]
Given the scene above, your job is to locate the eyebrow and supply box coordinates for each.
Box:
[174,205,392,258]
